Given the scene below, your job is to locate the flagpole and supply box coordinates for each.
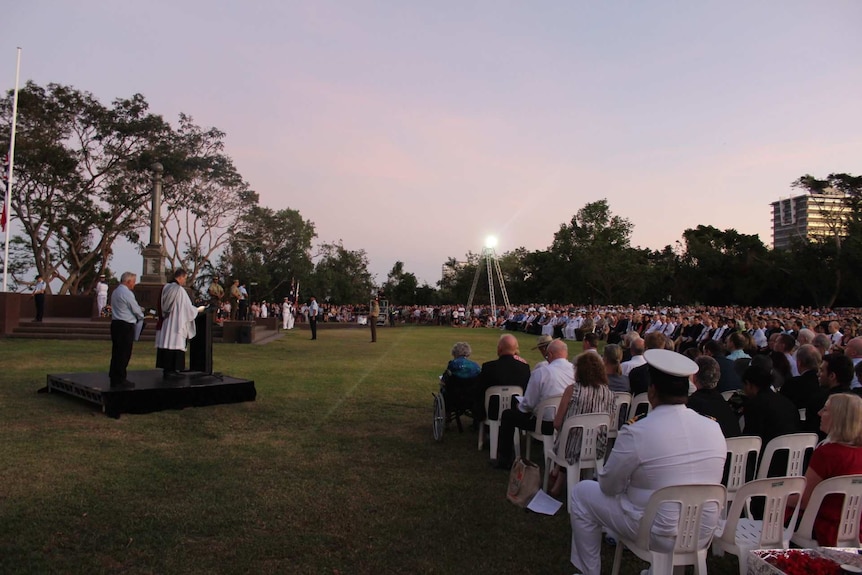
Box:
[2,47,21,292]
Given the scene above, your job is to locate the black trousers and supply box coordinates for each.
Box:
[109,320,135,385]
[34,294,45,321]
[497,407,554,463]
[309,316,318,339]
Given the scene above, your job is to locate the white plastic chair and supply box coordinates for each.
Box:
[791,474,862,549]
[712,476,806,575]
[724,436,762,510]
[628,392,651,421]
[610,483,727,575]
[519,394,561,462]
[756,433,818,479]
[609,392,632,440]
[544,412,610,513]
[477,385,523,460]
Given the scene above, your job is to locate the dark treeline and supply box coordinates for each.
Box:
[3,83,860,308]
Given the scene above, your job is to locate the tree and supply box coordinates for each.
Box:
[0,82,171,293]
[382,261,418,305]
[224,206,316,301]
[550,199,637,303]
[678,226,771,305]
[157,115,258,284]
[308,241,374,304]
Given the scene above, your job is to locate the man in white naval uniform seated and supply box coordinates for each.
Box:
[568,349,726,575]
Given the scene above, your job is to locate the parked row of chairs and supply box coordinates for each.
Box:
[475,386,862,575]
[610,472,862,575]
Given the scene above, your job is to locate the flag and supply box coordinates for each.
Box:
[1,152,8,232]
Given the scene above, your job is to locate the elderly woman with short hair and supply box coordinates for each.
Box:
[441,341,482,418]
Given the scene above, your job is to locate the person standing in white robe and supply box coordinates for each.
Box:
[282,298,295,330]
[155,269,200,378]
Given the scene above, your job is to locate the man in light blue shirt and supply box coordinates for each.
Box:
[309,296,319,340]
[109,271,144,387]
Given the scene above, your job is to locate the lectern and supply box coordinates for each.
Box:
[189,309,214,374]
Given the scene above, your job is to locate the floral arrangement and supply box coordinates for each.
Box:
[763,550,842,575]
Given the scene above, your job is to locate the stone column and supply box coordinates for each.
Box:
[138,163,167,310]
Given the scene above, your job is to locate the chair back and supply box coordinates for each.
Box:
[555,412,611,470]
[610,392,632,439]
[724,436,762,502]
[636,484,727,553]
[523,395,562,461]
[721,476,806,549]
[611,483,727,575]
[629,392,651,421]
[756,433,818,479]
[483,385,523,422]
[793,474,862,548]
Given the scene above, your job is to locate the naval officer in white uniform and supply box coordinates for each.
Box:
[569,348,727,575]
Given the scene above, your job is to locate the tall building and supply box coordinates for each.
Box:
[771,190,847,250]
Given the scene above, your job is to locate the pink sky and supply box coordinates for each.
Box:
[3,1,861,286]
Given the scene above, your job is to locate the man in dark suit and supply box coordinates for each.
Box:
[688,356,740,437]
[702,340,742,393]
[805,353,855,439]
[741,364,800,452]
[779,344,821,411]
[472,333,531,424]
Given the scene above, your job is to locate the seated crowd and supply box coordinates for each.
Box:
[439,325,862,574]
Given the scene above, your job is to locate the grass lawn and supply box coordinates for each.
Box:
[0,326,739,574]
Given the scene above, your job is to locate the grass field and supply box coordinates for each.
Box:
[0,326,739,574]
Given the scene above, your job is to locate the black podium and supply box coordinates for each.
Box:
[189,309,214,375]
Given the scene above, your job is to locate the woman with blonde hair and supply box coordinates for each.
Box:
[788,393,862,546]
[603,344,629,393]
[548,352,616,496]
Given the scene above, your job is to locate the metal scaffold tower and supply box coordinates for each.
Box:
[466,245,511,320]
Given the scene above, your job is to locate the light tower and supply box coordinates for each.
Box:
[466,235,511,321]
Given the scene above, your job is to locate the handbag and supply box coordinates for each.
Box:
[506,458,541,507]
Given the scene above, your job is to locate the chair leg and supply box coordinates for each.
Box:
[611,541,624,575]
[566,464,580,514]
[488,422,499,460]
[693,550,709,575]
[651,553,673,575]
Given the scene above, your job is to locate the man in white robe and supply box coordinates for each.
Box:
[155,269,201,378]
[282,297,295,330]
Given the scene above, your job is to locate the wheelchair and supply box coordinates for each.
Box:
[432,375,476,441]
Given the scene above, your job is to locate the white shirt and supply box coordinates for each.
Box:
[621,355,646,376]
[519,357,574,416]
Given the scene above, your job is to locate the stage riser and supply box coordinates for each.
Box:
[45,370,256,418]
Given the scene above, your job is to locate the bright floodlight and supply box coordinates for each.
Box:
[484,235,498,249]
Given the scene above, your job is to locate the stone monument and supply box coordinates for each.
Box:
[136,163,167,310]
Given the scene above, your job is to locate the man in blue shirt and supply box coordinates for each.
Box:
[109,271,144,387]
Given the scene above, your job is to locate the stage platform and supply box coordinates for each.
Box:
[43,369,256,418]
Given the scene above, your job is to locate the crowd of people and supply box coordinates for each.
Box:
[439,319,862,574]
